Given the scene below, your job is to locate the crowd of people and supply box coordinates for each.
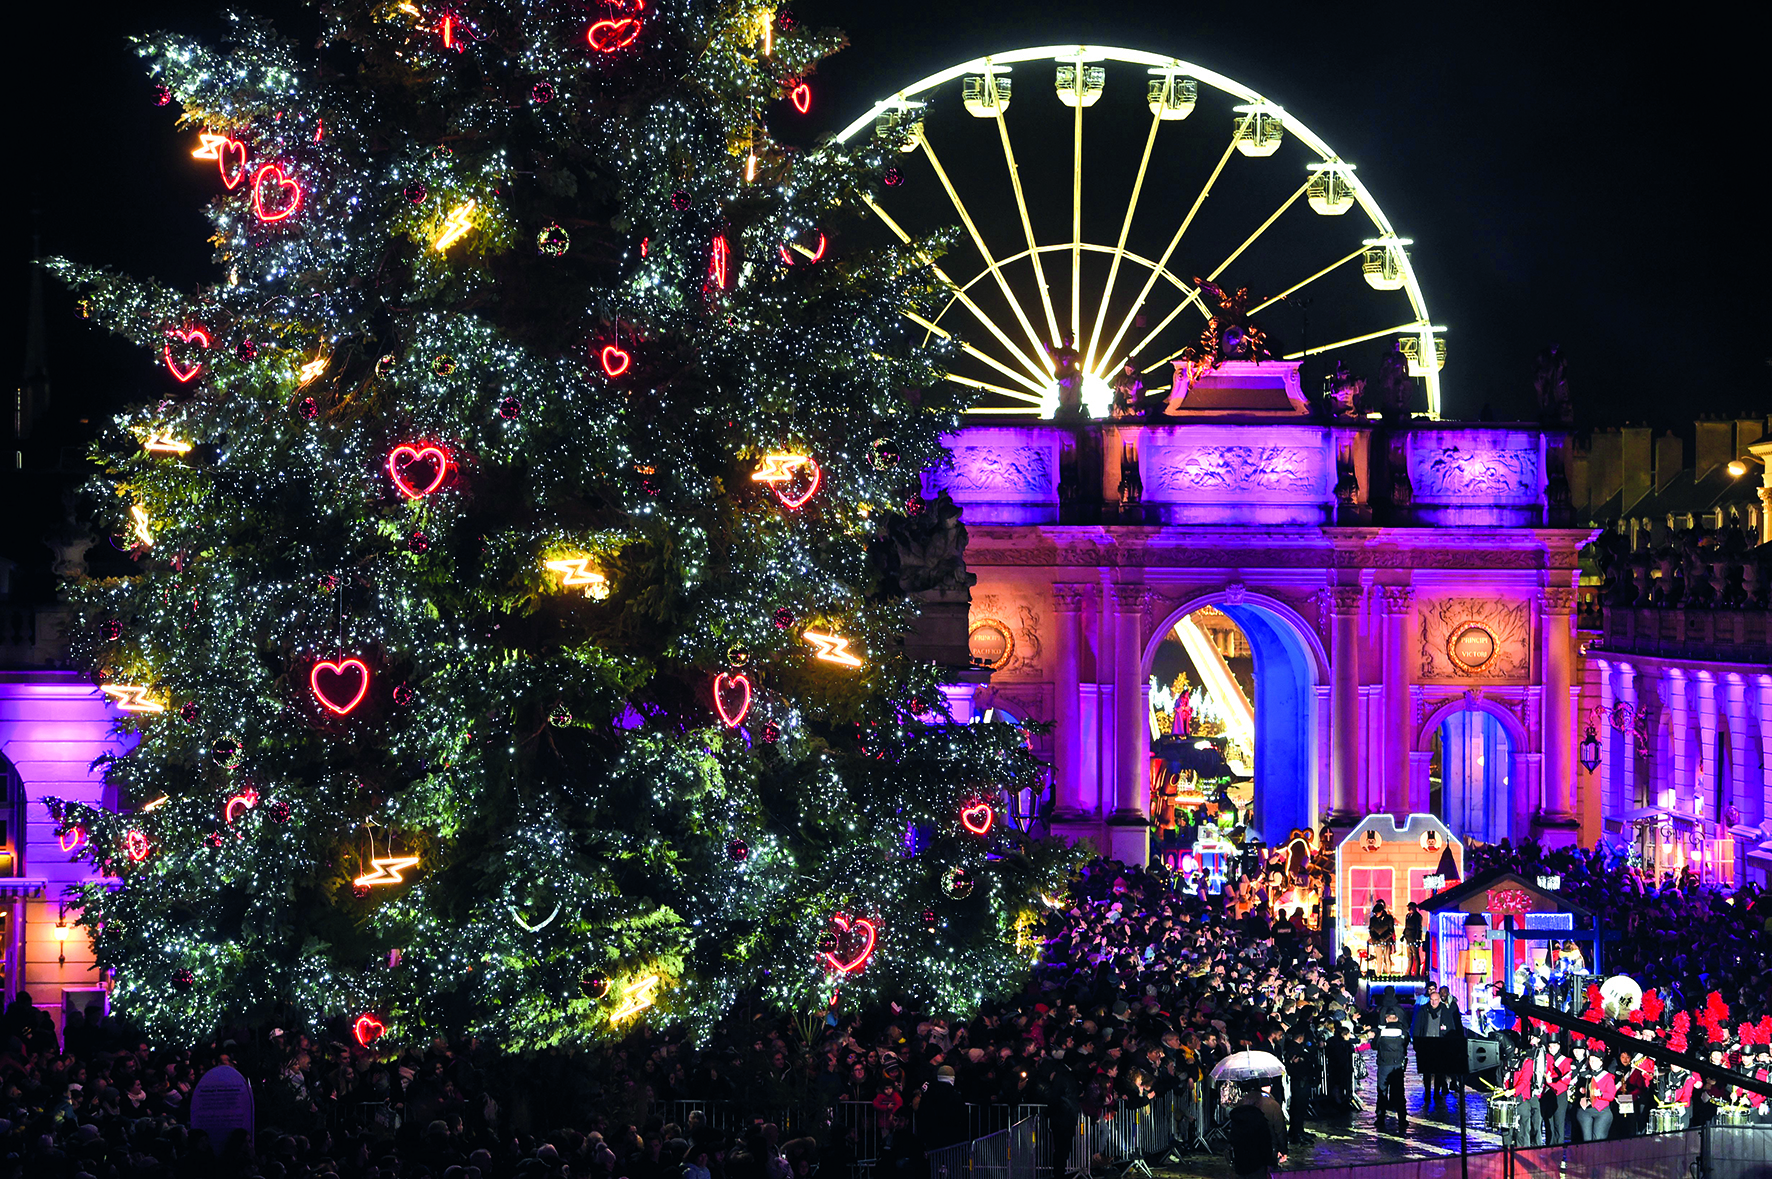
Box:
[5,844,1772,1179]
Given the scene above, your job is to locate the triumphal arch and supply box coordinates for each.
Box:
[839,46,1593,862]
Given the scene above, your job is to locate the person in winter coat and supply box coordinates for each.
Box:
[1371,1008,1410,1134]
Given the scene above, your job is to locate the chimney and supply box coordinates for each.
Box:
[1695,418,1734,478]
[1654,432,1684,492]
[1736,418,1765,457]
[1621,426,1651,510]
[1583,428,1622,515]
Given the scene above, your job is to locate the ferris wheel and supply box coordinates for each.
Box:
[834,46,1446,419]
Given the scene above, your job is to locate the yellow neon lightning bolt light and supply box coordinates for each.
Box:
[191,133,232,160]
[751,453,813,483]
[609,974,661,1023]
[102,685,165,714]
[130,505,154,548]
[353,855,422,887]
[434,200,478,252]
[544,557,611,599]
[803,629,863,667]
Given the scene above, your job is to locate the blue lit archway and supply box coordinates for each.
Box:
[1145,592,1324,847]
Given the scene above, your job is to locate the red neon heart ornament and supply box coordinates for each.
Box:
[961,802,994,836]
[252,163,303,222]
[310,658,371,716]
[713,672,753,727]
[772,457,822,509]
[821,913,877,975]
[353,1013,385,1047]
[600,344,632,379]
[60,826,87,853]
[790,81,812,114]
[163,326,211,383]
[587,17,641,51]
[387,444,451,498]
[218,138,249,189]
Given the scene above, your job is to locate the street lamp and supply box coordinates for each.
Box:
[1579,726,1602,774]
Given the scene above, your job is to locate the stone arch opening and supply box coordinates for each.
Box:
[1144,592,1323,847]
[1418,698,1529,844]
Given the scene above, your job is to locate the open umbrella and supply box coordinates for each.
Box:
[1209,1050,1285,1082]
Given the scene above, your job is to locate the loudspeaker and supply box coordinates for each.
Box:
[1468,1038,1502,1072]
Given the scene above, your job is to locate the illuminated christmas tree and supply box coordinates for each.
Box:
[48,0,1075,1048]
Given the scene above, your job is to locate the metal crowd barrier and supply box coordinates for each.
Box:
[1282,1123,1772,1179]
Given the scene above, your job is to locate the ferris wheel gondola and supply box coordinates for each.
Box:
[834,46,1446,418]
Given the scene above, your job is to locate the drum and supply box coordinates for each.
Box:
[1487,1097,1521,1130]
[1715,1106,1754,1127]
[1649,1106,1684,1134]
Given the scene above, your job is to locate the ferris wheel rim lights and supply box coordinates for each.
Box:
[831,45,1442,418]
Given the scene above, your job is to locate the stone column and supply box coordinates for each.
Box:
[1595,659,1616,822]
[1107,583,1151,865]
[1378,584,1414,816]
[1049,584,1089,820]
[1534,584,1580,845]
[1668,669,1691,812]
[1695,672,1719,819]
[1755,676,1772,829]
[1327,585,1365,822]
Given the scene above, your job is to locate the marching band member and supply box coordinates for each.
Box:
[1542,1036,1574,1145]
[1572,1042,1617,1141]
[1622,1044,1657,1138]
[1509,1032,1547,1146]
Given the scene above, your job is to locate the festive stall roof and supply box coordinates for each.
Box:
[1415,866,1593,919]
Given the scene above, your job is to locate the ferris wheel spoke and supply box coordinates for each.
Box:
[1084,81,1168,374]
[1071,71,1085,345]
[1109,176,1312,376]
[1205,177,1311,282]
[1282,320,1430,360]
[945,372,1046,404]
[1092,121,1246,382]
[987,67,1063,347]
[901,308,1053,396]
[862,193,1052,386]
[1248,244,1369,315]
[916,130,1054,376]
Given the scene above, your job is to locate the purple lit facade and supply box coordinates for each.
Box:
[0,671,129,1032]
[931,390,1595,866]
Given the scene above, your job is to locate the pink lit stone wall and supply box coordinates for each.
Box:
[0,671,130,1036]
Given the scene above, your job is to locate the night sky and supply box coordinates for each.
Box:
[4,0,1764,463]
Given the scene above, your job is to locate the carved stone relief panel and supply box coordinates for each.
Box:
[1418,596,1532,682]
[1142,445,1323,498]
[1408,431,1541,504]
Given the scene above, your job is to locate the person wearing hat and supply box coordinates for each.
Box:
[917,1064,968,1151]
[1572,1043,1616,1142]
[1370,1008,1410,1135]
